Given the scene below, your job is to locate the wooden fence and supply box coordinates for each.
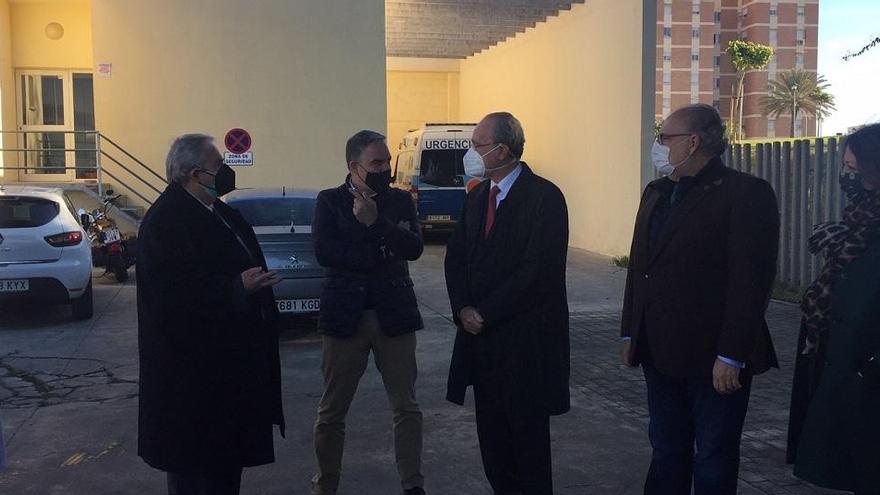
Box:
[724,137,847,290]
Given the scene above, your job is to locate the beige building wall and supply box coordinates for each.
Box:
[459,0,654,255]
[90,0,387,197]
[386,57,461,156]
[1,0,93,181]
[10,0,92,69]
[0,0,15,179]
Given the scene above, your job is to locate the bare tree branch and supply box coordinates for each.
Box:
[843,36,880,61]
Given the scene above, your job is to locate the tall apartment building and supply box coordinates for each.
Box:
[655,0,819,139]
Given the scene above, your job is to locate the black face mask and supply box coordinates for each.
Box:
[213,164,237,197]
[357,166,392,196]
[839,168,866,198]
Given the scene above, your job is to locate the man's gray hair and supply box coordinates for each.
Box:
[346,130,386,164]
[166,133,215,183]
[485,112,525,158]
[673,104,728,156]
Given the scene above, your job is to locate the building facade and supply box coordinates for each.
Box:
[0,0,657,257]
[655,0,819,138]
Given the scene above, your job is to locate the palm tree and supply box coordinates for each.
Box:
[762,69,836,138]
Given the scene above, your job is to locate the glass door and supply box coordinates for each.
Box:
[72,73,97,180]
[16,70,95,182]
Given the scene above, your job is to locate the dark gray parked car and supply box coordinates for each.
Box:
[223,187,323,315]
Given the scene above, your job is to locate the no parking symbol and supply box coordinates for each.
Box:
[223,128,254,166]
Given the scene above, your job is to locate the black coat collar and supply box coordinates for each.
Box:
[166,181,245,225]
[645,157,728,264]
[474,162,534,207]
[163,182,256,264]
[467,162,535,253]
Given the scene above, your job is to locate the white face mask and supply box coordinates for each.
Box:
[651,141,692,177]
[463,144,518,178]
[651,142,676,177]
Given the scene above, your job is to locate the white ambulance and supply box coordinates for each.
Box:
[392,123,480,233]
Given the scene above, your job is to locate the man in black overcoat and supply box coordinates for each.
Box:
[137,134,284,495]
[445,112,570,495]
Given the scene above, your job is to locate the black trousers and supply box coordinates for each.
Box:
[473,379,553,495]
[167,468,243,495]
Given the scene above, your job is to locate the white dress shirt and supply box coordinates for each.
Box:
[489,163,523,208]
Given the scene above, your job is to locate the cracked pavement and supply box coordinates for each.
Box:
[0,246,843,494]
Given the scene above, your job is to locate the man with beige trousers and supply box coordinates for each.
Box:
[309,130,426,495]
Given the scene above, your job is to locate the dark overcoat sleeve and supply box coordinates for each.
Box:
[717,179,780,361]
[445,190,473,324]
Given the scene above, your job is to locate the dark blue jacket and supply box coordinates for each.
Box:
[312,180,424,337]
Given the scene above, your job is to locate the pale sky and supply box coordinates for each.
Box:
[818,0,880,135]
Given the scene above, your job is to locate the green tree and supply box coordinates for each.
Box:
[761,69,836,138]
[726,39,774,142]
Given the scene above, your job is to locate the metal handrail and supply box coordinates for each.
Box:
[0,167,94,171]
[0,129,164,211]
[99,167,155,206]
[99,133,167,185]
[100,151,163,195]
[0,148,95,152]
[0,130,100,134]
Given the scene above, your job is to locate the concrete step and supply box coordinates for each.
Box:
[118,206,145,221]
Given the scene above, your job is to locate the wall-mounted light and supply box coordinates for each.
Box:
[45,22,64,41]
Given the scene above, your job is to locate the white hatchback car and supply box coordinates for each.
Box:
[0,185,93,319]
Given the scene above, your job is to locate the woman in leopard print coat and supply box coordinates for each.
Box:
[788,123,880,495]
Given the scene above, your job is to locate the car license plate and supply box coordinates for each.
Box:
[103,227,121,243]
[0,279,29,293]
[276,299,320,313]
[426,215,451,221]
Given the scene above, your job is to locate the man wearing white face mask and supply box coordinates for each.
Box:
[620,104,780,495]
[446,112,570,495]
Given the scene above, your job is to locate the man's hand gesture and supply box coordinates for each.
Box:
[241,267,280,294]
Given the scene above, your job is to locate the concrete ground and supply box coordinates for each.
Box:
[0,244,845,494]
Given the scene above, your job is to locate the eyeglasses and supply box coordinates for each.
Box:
[656,133,692,145]
[194,159,225,177]
[471,141,498,149]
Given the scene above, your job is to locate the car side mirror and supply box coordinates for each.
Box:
[78,209,91,229]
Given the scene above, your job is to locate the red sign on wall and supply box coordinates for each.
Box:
[224,128,252,154]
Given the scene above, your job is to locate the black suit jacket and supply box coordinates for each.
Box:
[137,182,283,472]
[621,158,780,377]
[445,163,571,416]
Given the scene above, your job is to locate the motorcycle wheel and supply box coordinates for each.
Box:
[110,255,129,283]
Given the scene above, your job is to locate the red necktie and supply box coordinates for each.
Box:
[484,185,501,238]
